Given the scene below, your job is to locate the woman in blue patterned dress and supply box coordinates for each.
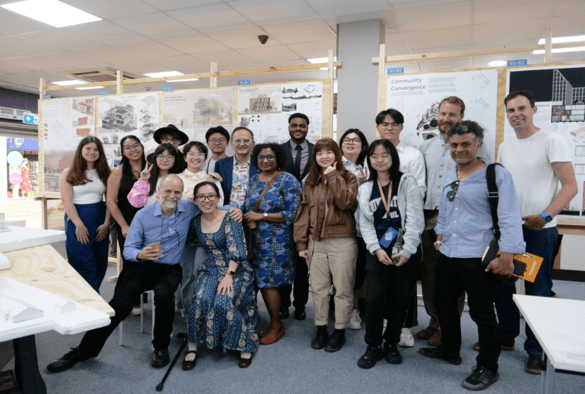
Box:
[184,182,258,370]
[243,143,301,345]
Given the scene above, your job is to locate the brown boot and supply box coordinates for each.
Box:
[416,326,438,340]
[428,329,442,346]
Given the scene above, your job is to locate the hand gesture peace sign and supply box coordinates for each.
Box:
[358,165,368,184]
[139,162,154,182]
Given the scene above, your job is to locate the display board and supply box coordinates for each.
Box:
[385,69,499,160]
[506,64,585,216]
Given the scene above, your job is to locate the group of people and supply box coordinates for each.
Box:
[47,91,577,391]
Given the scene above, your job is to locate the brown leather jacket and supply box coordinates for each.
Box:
[293,170,358,251]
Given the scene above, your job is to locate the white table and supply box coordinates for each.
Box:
[513,294,585,394]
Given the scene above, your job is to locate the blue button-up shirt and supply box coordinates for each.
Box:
[435,159,525,259]
[124,200,200,265]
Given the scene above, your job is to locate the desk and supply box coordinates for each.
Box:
[513,295,585,394]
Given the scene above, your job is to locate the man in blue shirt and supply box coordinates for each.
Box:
[418,121,525,391]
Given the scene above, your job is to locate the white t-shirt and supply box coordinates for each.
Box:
[72,169,106,204]
[497,129,572,228]
[396,142,426,197]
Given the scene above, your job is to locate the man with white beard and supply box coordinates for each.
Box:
[48,175,201,372]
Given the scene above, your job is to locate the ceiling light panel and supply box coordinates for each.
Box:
[1,0,101,28]
[144,71,184,78]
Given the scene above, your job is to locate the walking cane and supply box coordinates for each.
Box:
[156,333,188,391]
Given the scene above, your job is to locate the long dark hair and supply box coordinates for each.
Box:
[66,136,111,186]
[339,128,369,167]
[148,144,182,196]
[119,135,146,195]
[366,139,402,193]
[305,138,349,187]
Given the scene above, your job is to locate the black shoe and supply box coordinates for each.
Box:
[384,342,403,364]
[462,366,500,390]
[357,345,384,369]
[324,329,346,352]
[47,347,91,373]
[279,307,290,319]
[473,341,514,351]
[294,308,306,320]
[311,325,330,350]
[526,353,543,374]
[419,347,462,365]
[150,348,170,368]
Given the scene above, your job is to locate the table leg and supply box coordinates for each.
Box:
[13,335,47,394]
[541,354,555,394]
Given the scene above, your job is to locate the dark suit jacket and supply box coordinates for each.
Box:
[214,156,259,206]
[280,140,314,182]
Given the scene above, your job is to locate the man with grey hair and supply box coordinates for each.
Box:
[418,120,525,391]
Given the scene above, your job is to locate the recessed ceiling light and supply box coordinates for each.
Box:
[75,86,105,90]
[144,71,184,78]
[1,0,101,28]
[52,80,87,86]
[308,57,337,64]
[488,60,507,67]
[533,46,585,54]
[168,78,199,82]
[537,35,585,45]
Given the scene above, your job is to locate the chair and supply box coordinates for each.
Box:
[118,290,155,346]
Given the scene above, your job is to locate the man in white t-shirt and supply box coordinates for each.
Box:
[496,90,577,374]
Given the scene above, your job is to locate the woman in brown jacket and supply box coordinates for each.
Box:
[294,138,358,353]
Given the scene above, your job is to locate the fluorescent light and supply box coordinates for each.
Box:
[167,78,199,82]
[538,35,585,45]
[144,71,184,78]
[75,86,105,90]
[319,67,337,71]
[533,46,585,54]
[488,60,507,67]
[1,0,101,28]
[308,57,337,64]
[52,80,87,86]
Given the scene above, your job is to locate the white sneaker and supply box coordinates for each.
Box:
[348,309,362,330]
[398,328,414,347]
[131,306,142,316]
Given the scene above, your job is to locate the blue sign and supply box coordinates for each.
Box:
[238,80,251,86]
[507,59,527,67]
[7,138,38,151]
[42,94,51,99]
[7,151,24,166]
[98,90,108,95]
[162,86,173,91]
[387,68,404,74]
[23,113,38,125]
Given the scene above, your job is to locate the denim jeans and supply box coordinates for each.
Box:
[494,225,558,355]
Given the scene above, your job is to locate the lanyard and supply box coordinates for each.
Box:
[377,179,393,213]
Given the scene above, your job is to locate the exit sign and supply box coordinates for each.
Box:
[507,59,527,67]
[387,68,404,74]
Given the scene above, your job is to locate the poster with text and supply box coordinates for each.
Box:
[507,65,585,216]
[386,69,498,160]
[97,93,160,167]
[42,97,96,192]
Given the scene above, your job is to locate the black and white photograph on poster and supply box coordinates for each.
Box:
[98,93,160,167]
[42,97,96,192]
[386,70,498,159]
[507,65,585,215]
[238,85,281,115]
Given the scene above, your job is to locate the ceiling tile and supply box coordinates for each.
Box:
[384,33,411,53]
[141,0,221,11]
[0,59,33,73]
[553,0,585,16]
[64,21,146,45]
[287,40,337,59]
[237,45,302,63]
[153,55,208,71]
[112,40,183,59]
[206,27,281,49]
[113,12,196,39]
[0,47,24,60]
[0,9,53,35]
[403,26,471,50]
[168,3,254,32]
[548,14,585,37]
[306,0,389,19]
[0,36,60,56]
[1,53,75,72]
[390,0,461,7]
[21,30,103,52]
[473,0,554,25]
[102,60,172,75]
[157,34,229,54]
[394,1,472,32]
[418,58,472,72]
[472,19,548,45]
[64,0,158,19]
[263,19,336,44]
[191,50,259,68]
[230,0,318,25]
[71,46,132,65]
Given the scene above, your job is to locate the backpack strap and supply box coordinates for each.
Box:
[486,163,504,241]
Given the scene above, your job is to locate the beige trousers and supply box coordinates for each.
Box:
[309,236,358,329]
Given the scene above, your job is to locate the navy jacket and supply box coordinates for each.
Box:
[280,140,314,182]
[214,156,259,206]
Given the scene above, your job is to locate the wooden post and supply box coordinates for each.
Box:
[116,70,123,94]
[328,49,335,136]
[39,78,45,96]
[377,44,387,115]
[210,62,217,88]
[544,28,553,64]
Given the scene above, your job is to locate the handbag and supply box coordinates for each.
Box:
[244,171,283,260]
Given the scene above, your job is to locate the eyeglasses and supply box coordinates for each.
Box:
[187,152,205,157]
[258,155,276,161]
[446,180,460,201]
[156,154,174,161]
[233,138,253,144]
[123,143,141,151]
[379,122,400,128]
[161,138,179,144]
[209,138,226,144]
[195,194,218,202]
[343,137,361,144]
[370,154,391,162]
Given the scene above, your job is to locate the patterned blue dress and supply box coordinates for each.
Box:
[244,172,302,288]
[187,213,258,353]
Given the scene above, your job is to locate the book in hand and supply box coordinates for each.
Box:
[481,239,543,282]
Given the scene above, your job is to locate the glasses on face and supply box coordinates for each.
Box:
[123,143,141,151]
[209,138,226,144]
[187,152,205,157]
[446,180,460,201]
[156,154,174,161]
[233,138,253,144]
[379,122,400,128]
[370,154,391,162]
[161,138,179,144]
[195,194,218,202]
[258,155,276,161]
[343,137,361,144]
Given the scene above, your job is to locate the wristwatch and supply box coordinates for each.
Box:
[540,212,553,223]
[263,213,268,221]
[434,241,442,246]
[228,270,236,278]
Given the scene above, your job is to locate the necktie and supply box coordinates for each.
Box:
[294,145,302,179]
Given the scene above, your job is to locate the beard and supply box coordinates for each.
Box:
[162,198,178,210]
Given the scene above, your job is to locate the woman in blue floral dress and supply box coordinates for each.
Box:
[184,182,258,370]
[243,143,302,345]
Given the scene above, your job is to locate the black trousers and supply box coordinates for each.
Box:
[79,260,182,357]
[279,253,309,310]
[365,249,421,346]
[434,252,500,372]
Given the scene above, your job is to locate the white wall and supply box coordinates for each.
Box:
[0,137,7,201]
